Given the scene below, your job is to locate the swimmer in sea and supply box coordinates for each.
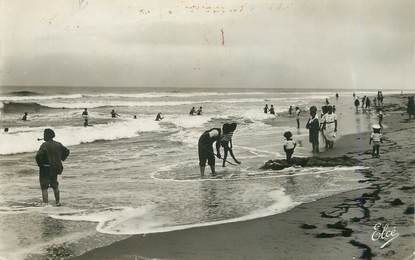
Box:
[155,112,164,121]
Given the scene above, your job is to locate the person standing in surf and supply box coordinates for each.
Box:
[321,105,337,149]
[264,104,268,114]
[306,106,320,153]
[269,105,275,115]
[295,106,301,129]
[35,129,70,206]
[22,112,28,121]
[111,109,120,118]
[198,128,221,177]
[354,98,360,112]
[221,123,241,167]
[283,131,296,164]
[155,112,164,121]
[82,108,88,118]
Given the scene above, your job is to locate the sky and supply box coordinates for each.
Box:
[0,0,414,89]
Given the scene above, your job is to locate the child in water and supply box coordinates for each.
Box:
[283,131,296,164]
[369,124,383,158]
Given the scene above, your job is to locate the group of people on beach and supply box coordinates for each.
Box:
[19,91,415,205]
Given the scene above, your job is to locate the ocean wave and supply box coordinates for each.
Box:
[0,94,83,102]
[0,118,162,155]
[2,97,316,110]
[1,102,51,113]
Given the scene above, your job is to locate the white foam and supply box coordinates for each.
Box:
[84,92,269,99]
[49,190,297,235]
[0,94,83,101]
[31,97,310,109]
[0,117,162,155]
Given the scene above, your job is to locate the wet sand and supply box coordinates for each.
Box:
[73,94,414,260]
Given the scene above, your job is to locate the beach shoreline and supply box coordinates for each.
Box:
[72,94,414,260]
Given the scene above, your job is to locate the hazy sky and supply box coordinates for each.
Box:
[1,0,414,89]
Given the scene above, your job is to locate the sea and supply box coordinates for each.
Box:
[0,87,392,259]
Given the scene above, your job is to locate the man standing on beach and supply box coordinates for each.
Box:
[306,106,320,153]
[198,128,221,177]
[36,129,70,206]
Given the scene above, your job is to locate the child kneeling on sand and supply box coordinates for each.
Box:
[283,131,296,164]
[369,124,383,158]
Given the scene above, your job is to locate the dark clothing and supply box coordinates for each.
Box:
[372,144,380,157]
[306,117,320,144]
[22,115,27,121]
[354,99,360,107]
[284,148,294,163]
[36,140,70,189]
[269,107,275,115]
[198,128,221,167]
[39,172,58,189]
[155,113,163,121]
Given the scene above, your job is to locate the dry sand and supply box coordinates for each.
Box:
[73,94,414,260]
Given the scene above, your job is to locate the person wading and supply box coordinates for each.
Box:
[35,129,70,206]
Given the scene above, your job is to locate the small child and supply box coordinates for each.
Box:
[283,131,296,164]
[369,124,383,158]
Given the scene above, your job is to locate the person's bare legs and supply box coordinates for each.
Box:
[41,189,48,204]
[209,164,216,176]
[53,188,60,206]
[222,149,228,167]
[200,166,205,177]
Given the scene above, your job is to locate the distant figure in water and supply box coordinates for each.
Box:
[155,112,164,121]
[197,106,203,115]
[354,98,360,112]
[335,93,339,99]
[111,109,120,118]
[83,118,92,127]
[269,105,275,115]
[361,96,366,110]
[198,128,221,177]
[283,131,296,164]
[306,106,319,153]
[4,127,9,133]
[365,97,371,110]
[133,115,137,119]
[377,91,384,106]
[35,129,70,206]
[189,107,196,116]
[370,124,383,158]
[321,105,337,149]
[82,108,88,118]
[288,106,293,116]
[377,108,384,128]
[221,123,241,167]
[295,107,301,129]
[264,104,268,114]
[325,98,330,105]
[353,92,356,99]
[22,112,28,121]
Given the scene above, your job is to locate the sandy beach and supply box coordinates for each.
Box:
[71,94,414,260]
